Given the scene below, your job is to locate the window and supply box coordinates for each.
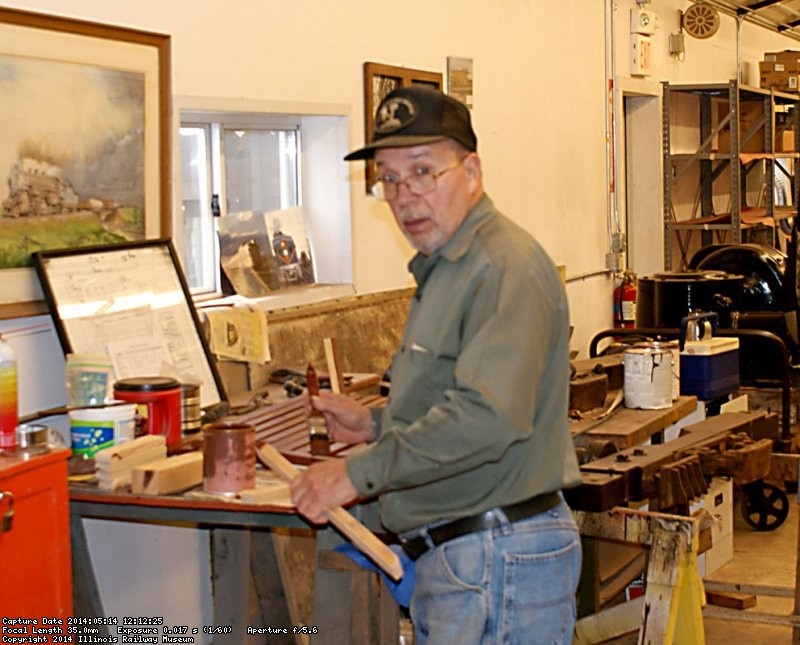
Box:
[175,102,353,304]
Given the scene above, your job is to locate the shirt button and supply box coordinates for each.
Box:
[366,480,375,490]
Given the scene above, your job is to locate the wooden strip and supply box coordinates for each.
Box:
[256,443,403,581]
[323,337,346,394]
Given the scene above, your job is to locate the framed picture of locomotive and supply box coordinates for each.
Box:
[362,62,443,192]
[0,7,170,318]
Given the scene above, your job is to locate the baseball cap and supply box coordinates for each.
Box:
[344,86,477,161]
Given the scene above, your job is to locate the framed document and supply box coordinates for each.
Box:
[33,239,226,409]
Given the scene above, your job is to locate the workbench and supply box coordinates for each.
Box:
[67,385,707,643]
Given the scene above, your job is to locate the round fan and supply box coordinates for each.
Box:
[682,2,721,39]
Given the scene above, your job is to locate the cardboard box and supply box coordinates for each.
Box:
[692,477,734,577]
[761,60,800,75]
[717,103,765,153]
[701,533,735,577]
[759,69,800,93]
[776,128,796,152]
[764,50,800,68]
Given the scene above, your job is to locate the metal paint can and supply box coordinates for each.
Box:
[202,422,256,495]
[623,343,673,410]
[650,340,680,401]
[181,382,202,434]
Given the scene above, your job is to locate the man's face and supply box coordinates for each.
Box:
[374,141,480,255]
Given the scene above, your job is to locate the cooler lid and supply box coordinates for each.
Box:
[681,337,740,356]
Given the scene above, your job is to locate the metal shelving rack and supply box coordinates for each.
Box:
[662,80,800,270]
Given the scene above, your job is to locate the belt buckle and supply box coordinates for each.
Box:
[399,528,435,560]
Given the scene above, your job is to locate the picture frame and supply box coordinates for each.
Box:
[362,62,443,191]
[0,7,171,319]
[33,239,227,410]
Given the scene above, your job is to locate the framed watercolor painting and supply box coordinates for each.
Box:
[0,7,170,318]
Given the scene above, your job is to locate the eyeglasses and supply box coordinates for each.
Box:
[370,157,466,201]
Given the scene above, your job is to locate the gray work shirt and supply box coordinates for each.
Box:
[346,194,581,534]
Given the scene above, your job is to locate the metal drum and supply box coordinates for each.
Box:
[623,343,674,410]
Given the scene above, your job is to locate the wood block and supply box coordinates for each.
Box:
[95,445,168,477]
[564,472,627,511]
[95,435,168,490]
[94,435,166,464]
[705,590,757,610]
[570,373,609,412]
[131,451,203,495]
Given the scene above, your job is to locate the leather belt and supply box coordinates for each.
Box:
[398,491,561,561]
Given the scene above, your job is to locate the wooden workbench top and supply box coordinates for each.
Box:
[571,395,699,449]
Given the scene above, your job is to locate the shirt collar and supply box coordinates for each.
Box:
[408,194,494,287]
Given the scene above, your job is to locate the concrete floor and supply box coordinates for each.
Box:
[703,489,799,644]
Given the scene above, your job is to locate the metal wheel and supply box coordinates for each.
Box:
[741,482,789,531]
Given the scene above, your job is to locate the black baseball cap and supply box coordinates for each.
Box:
[344,86,477,161]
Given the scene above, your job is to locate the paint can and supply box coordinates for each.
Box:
[202,422,256,495]
[623,343,673,410]
[650,340,681,401]
[181,382,202,434]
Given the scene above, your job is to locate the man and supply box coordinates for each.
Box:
[290,86,582,644]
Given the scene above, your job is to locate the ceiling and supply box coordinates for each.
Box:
[705,0,800,41]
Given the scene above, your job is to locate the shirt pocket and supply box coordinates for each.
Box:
[389,344,457,423]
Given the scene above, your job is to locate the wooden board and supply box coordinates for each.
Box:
[572,395,698,449]
[256,443,403,582]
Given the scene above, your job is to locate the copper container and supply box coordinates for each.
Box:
[202,422,256,495]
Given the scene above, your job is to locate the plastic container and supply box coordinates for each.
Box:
[69,403,137,457]
[680,337,740,401]
[66,353,114,406]
[679,312,740,401]
[0,335,18,453]
[202,422,256,495]
[114,377,182,446]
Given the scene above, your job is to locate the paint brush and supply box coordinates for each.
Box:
[306,363,330,456]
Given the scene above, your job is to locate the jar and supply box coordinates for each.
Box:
[202,422,256,495]
[113,377,182,446]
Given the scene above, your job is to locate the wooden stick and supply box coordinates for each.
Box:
[256,443,403,581]
[323,337,347,394]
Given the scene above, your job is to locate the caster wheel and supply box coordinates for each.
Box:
[741,482,789,531]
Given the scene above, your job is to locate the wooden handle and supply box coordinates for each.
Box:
[256,443,403,581]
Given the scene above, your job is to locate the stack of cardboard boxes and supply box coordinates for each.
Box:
[757,51,798,152]
[760,50,800,93]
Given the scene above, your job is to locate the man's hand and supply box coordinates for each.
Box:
[311,391,376,444]
[290,458,358,524]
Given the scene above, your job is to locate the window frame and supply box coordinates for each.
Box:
[172,96,355,306]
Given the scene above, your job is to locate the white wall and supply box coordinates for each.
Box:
[5,0,800,627]
[5,0,800,348]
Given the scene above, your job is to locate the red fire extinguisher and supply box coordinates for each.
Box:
[614,271,637,329]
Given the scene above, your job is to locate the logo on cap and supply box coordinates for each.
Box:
[374,97,417,134]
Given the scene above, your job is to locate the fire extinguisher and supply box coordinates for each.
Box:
[613,271,637,329]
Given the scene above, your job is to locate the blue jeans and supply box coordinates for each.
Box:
[409,498,581,645]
